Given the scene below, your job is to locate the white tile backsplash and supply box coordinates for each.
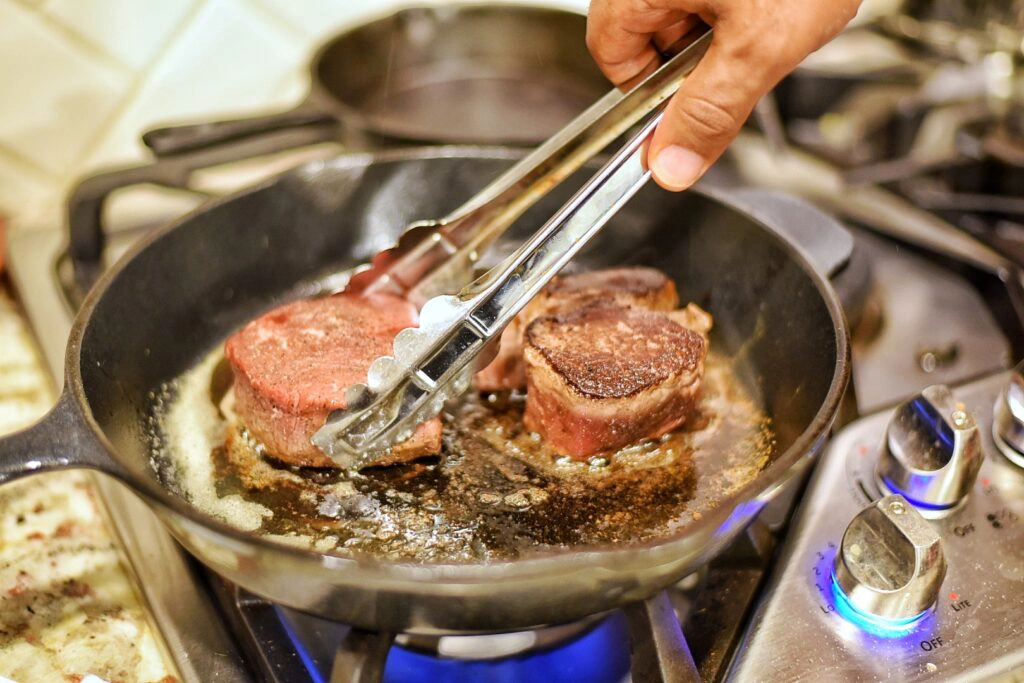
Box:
[0,0,591,233]
[0,0,129,177]
[83,0,309,170]
[0,154,60,225]
[42,0,198,72]
[253,0,411,42]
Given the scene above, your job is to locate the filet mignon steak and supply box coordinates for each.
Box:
[475,266,680,391]
[224,293,442,468]
[523,302,708,459]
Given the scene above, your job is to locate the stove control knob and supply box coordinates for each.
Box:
[833,495,946,629]
[876,385,982,517]
[993,362,1024,469]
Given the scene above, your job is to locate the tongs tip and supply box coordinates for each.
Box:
[311,295,476,468]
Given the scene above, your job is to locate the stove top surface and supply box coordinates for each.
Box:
[6,7,1024,680]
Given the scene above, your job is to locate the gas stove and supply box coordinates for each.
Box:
[7,5,1024,681]
[730,369,1024,681]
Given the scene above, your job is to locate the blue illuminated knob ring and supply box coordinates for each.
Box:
[832,495,946,630]
[829,571,930,636]
[875,385,981,518]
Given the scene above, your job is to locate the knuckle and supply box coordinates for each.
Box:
[724,28,785,71]
[671,93,745,141]
[720,31,759,62]
[584,1,613,57]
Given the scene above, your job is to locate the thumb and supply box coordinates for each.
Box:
[648,41,778,191]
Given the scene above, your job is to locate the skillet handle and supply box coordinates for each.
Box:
[0,391,127,485]
[723,188,854,279]
[142,103,336,157]
[67,113,338,292]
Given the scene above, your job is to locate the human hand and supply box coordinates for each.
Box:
[586,0,862,190]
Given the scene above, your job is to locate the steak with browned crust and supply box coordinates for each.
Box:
[523,302,708,458]
[224,293,442,468]
[475,266,680,391]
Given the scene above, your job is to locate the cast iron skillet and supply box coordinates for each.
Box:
[141,4,610,155]
[0,149,848,635]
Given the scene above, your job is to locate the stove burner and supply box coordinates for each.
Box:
[303,615,632,683]
[769,15,1024,268]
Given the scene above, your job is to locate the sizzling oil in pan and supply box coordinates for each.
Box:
[151,349,773,562]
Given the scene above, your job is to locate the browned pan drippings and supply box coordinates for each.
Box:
[151,349,773,562]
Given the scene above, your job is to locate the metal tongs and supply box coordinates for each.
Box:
[312,24,713,468]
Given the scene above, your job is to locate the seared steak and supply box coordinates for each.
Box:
[475,266,680,391]
[473,313,529,391]
[669,303,714,341]
[224,293,442,468]
[523,302,708,458]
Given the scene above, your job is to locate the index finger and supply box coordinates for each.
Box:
[585,0,665,86]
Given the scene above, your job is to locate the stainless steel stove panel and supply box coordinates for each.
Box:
[851,231,1010,413]
[728,371,1024,681]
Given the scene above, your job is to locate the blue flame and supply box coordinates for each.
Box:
[384,614,631,683]
[277,607,327,683]
[278,608,631,682]
[713,499,764,540]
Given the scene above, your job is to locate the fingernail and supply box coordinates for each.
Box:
[651,146,704,190]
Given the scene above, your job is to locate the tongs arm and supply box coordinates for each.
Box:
[465,111,667,348]
[346,24,714,303]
